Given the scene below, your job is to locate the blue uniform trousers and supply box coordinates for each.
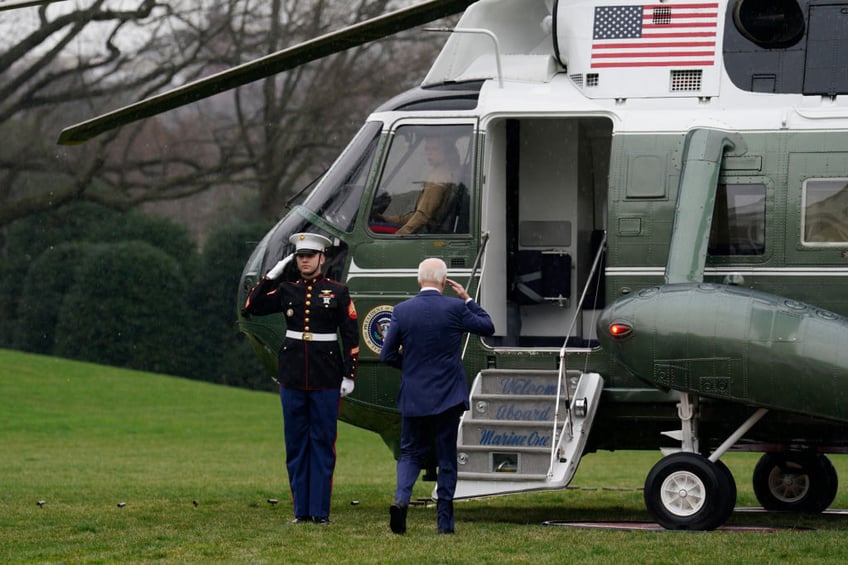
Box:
[394,404,464,532]
[280,387,340,519]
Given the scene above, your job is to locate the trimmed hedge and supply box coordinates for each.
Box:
[53,241,194,376]
[13,242,94,354]
[5,201,275,389]
[187,222,273,389]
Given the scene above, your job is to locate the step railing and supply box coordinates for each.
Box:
[548,230,606,477]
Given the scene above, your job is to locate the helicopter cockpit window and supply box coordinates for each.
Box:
[301,121,382,233]
[708,183,766,255]
[368,124,473,235]
[802,179,848,244]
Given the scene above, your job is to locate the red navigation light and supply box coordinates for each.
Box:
[608,322,632,338]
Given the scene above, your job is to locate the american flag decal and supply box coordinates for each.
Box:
[591,2,718,69]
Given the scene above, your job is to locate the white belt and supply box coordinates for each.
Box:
[286,330,337,342]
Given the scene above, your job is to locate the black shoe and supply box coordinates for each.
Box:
[312,516,331,525]
[389,504,407,534]
[291,516,310,524]
[438,528,455,535]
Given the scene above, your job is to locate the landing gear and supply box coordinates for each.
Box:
[644,452,736,530]
[752,452,838,513]
[645,394,842,528]
[644,396,764,530]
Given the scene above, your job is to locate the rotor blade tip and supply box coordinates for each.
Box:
[57,128,88,146]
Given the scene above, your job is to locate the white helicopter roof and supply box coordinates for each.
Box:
[424,0,559,86]
[425,0,723,98]
[418,0,848,134]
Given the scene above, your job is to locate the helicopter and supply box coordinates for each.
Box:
[59,0,848,531]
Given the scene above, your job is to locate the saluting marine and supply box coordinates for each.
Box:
[243,232,359,525]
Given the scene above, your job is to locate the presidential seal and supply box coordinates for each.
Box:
[361,305,394,355]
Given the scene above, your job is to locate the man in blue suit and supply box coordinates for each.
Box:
[380,257,495,534]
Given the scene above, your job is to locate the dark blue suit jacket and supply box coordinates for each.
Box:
[380,289,495,417]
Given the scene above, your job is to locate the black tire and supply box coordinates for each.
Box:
[644,453,735,531]
[820,455,839,510]
[752,453,838,513]
[714,458,738,526]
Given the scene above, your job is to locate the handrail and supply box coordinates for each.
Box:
[461,231,490,360]
[425,27,504,88]
[548,231,607,477]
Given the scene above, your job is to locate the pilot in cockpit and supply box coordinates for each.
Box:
[371,133,462,235]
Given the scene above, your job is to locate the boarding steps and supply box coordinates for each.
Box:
[451,368,604,499]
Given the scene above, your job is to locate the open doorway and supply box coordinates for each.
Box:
[480,116,612,349]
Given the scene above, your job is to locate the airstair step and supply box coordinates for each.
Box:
[469,395,567,423]
[457,471,549,481]
[459,420,557,449]
[457,444,551,453]
[456,445,555,476]
[475,369,578,397]
[450,371,604,498]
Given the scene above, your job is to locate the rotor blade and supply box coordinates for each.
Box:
[0,0,66,11]
[57,0,475,145]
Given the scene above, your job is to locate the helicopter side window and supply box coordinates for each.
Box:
[369,124,473,235]
[708,183,766,255]
[802,179,848,244]
[301,121,382,233]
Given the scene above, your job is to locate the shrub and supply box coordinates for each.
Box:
[188,222,273,389]
[53,241,194,375]
[1,201,199,349]
[13,242,95,354]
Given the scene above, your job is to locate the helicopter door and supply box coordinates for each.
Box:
[480,117,612,349]
[350,123,477,352]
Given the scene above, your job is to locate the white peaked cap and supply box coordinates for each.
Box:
[290,232,332,253]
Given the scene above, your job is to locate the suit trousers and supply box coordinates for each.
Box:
[395,404,464,532]
[280,387,340,518]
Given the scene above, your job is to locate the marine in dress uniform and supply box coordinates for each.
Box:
[242,232,359,524]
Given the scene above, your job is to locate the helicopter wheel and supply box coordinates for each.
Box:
[752,453,838,513]
[713,458,738,526]
[644,452,736,530]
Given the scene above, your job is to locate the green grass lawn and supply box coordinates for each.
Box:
[1,349,847,563]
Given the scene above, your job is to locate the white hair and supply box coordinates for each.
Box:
[418,257,447,285]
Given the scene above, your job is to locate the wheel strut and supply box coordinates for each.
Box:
[708,408,768,463]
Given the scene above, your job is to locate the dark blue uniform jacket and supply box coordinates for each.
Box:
[244,274,359,389]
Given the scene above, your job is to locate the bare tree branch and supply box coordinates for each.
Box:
[1,0,453,228]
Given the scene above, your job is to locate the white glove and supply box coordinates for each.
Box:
[265,254,293,279]
[340,378,355,398]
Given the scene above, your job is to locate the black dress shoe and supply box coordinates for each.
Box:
[291,516,310,524]
[312,516,331,525]
[389,504,407,534]
[438,528,455,535]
